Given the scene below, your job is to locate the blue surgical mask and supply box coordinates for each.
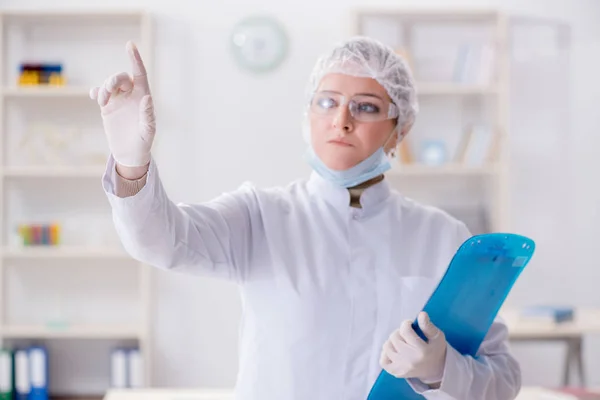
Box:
[305,145,392,188]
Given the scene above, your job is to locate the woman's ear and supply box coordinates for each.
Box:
[384,128,399,155]
[399,121,413,139]
[385,122,413,156]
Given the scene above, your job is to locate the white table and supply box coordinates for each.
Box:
[103,387,599,400]
[103,388,234,400]
[516,387,600,399]
[502,308,600,387]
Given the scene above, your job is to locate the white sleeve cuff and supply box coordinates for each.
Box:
[406,343,467,400]
[102,154,158,229]
[114,168,148,198]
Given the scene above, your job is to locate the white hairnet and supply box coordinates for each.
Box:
[304,36,419,142]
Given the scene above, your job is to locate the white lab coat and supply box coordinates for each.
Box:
[102,155,521,400]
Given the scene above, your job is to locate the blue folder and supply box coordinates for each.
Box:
[14,349,29,400]
[28,346,49,400]
[367,233,535,400]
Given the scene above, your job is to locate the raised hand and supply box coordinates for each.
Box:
[90,41,155,168]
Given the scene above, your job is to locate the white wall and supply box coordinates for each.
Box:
[3,0,600,390]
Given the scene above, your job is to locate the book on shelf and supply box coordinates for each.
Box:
[0,350,12,400]
[0,345,145,398]
[111,347,145,389]
[454,125,497,166]
[14,348,30,400]
[453,43,496,85]
[407,42,496,85]
[8,346,50,400]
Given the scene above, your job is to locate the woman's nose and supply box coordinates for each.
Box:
[332,105,353,133]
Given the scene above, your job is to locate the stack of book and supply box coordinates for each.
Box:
[0,346,48,400]
[0,346,144,399]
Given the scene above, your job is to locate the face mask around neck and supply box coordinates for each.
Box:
[305,144,392,188]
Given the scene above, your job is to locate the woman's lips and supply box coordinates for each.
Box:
[328,139,353,147]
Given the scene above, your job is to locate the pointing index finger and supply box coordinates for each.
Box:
[126,41,147,78]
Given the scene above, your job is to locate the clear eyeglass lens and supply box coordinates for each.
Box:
[311,92,397,122]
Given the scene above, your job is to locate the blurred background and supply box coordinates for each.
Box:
[0,0,598,399]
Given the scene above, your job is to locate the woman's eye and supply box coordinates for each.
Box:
[357,102,380,113]
[317,97,337,109]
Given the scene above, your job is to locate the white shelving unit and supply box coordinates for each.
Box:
[0,10,153,397]
[3,166,106,178]
[416,82,499,96]
[388,162,498,177]
[1,246,132,260]
[353,9,510,233]
[2,86,92,97]
[2,324,142,340]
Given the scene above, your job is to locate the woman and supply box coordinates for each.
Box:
[90,37,521,400]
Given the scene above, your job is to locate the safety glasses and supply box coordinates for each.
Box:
[310,91,399,122]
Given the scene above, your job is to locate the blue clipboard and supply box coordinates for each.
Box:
[367,233,535,400]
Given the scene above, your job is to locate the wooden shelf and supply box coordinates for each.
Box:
[51,396,104,400]
[104,389,235,400]
[355,8,499,22]
[388,163,498,177]
[2,86,92,98]
[2,246,132,260]
[1,10,147,27]
[417,82,498,95]
[3,166,105,178]
[2,10,146,18]
[2,324,142,339]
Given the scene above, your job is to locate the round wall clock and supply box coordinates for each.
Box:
[230,15,289,73]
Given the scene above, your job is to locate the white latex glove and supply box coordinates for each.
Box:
[380,312,447,385]
[90,41,155,167]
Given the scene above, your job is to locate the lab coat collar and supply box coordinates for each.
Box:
[307,171,391,212]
